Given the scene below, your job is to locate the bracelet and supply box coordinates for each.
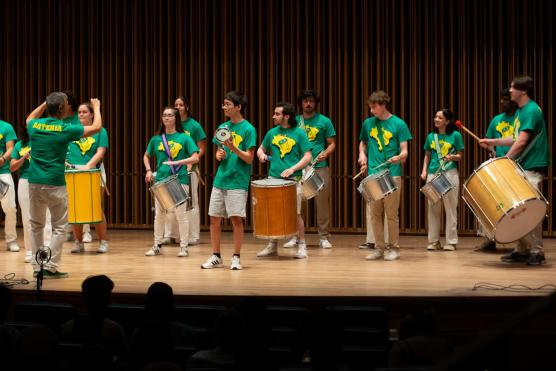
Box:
[146,169,152,172]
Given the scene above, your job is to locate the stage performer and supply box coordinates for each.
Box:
[0,118,19,253]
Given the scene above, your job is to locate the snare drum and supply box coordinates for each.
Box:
[357,169,398,202]
[150,175,190,212]
[66,169,103,224]
[0,178,9,199]
[462,157,547,243]
[301,167,325,199]
[251,178,297,239]
[215,127,231,144]
[420,171,455,204]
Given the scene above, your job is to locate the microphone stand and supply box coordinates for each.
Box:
[35,247,52,293]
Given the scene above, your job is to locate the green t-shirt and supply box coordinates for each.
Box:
[423,131,464,174]
[296,113,336,168]
[359,115,412,176]
[212,120,257,191]
[27,117,84,185]
[146,132,199,185]
[66,128,109,166]
[11,140,31,179]
[62,113,80,126]
[513,100,549,170]
[262,125,313,178]
[182,117,207,143]
[486,112,517,157]
[0,120,18,174]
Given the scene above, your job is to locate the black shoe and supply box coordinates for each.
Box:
[474,240,497,252]
[501,251,530,263]
[358,242,375,249]
[526,253,546,266]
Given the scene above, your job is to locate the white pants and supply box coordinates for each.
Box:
[155,184,191,248]
[18,179,52,254]
[164,171,200,241]
[29,184,69,272]
[0,173,17,244]
[517,170,544,254]
[426,169,459,245]
[365,201,388,243]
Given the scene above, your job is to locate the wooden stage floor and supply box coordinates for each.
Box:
[2,229,555,300]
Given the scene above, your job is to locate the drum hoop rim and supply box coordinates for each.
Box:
[463,156,515,187]
[251,179,297,187]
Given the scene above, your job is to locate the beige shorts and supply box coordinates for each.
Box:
[208,187,248,218]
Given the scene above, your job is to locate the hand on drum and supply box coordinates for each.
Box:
[216,147,227,161]
[222,138,235,151]
[316,152,327,162]
[387,155,401,164]
[145,171,154,183]
[257,151,268,163]
[281,167,295,178]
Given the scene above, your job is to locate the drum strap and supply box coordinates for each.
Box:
[161,134,183,175]
[433,134,445,171]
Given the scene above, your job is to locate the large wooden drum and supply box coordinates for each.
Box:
[65,169,103,224]
[251,178,297,239]
[462,157,547,243]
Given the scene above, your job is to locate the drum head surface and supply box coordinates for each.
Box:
[252,178,296,187]
[215,127,231,143]
[494,199,547,243]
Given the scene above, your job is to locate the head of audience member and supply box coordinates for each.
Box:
[145,282,175,321]
[45,91,70,118]
[211,308,247,352]
[433,108,456,134]
[82,275,114,315]
[367,90,391,119]
[297,89,320,116]
[398,308,437,340]
[223,90,248,117]
[273,101,297,128]
[158,107,184,135]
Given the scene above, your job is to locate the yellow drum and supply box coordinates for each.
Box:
[462,157,547,243]
[65,169,103,224]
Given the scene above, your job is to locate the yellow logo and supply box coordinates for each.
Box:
[304,125,319,141]
[272,134,297,158]
[0,134,3,141]
[184,130,191,136]
[496,121,514,138]
[231,132,243,148]
[369,127,393,151]
[20,146,31,160]
[431,140,453,158]
[158,141,183,159]
[513,117,520,140]
[73,137,96,155]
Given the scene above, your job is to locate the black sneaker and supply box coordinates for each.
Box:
[526,253,546,266]
[501,251,530,263]
[358,242,375,249]
[474,240,497,252]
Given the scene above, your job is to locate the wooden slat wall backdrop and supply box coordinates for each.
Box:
[0,0,553,235]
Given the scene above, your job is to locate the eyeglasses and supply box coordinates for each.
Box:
[162,114,175,117]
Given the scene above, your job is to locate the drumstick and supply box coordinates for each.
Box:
[194,167,206,187]
[455,120,481,142]
[100,176,111,197]
[352,169,365,180]
[372,161,390,170]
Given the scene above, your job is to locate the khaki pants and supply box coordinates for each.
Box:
[426,169,459,245]
[155,184,191,248]
[164,170,201,241]
[370,177,402,249]
[313,167,331,238]
[365,202,388,243]
[516,170,544,254]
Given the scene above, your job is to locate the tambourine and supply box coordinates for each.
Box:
[215,127,231,144]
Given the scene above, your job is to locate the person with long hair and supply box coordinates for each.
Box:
[10,126,53,262]
[161,96,207,246]
[420,109,464,251]
[66,102,110,253]
[143,107,199,257]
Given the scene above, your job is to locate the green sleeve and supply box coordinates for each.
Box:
[359,120,368,141]
[324,117,336,138]
[423,133,432,150]
[245,124,257,149]
[5,124,17,142]
[184,135,200,156]
[146,137,156,157]
[98,128,109,148]
[261,130,271,150]
[195,122,207,142]
[454,132,464,151]
[299,129,313,153]
[397,120,413,143]
[486,116,498,138]
[11,142,21,159]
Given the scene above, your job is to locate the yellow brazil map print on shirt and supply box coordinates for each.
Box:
[231,132,243,148]
[158,141,183,159]
[369,127,393,151]
[431,140,452,158]
[74,137,96,155]
[496,121,514,138]
[272,134,297,158]
[20,146,31,160]
[304,125,319,141]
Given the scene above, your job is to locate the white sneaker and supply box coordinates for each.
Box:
[294,243,308,259]
[201,254,224,269]
[188,238,200,246]
[7,242,20,252]
[366,249,384,260]
[320,239,332,249]
[230,255,243,270]
[24,252,33,263]
[145,245,162,256]
[443,244,456,251]
[384,248,400,261]
[257,242,278,257]
[97,240,109,253]
[71,241,84,253]
[178,246,189,257]
[82,232,93,243]
[427,241,441,251]
[283,237,297,248]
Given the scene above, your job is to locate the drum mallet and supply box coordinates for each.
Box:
[455,120,481,142]
[352,169,365,180]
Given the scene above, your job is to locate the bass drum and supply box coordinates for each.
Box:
[251,178,297,239]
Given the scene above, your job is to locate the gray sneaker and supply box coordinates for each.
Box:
[178,246,189,257]
[7,242,20,252]
[71,241,84,253]
[365,249,384,260]
[230,255,243,270]
[257,242,278,257]
[97,240,109,253]
[201,254,224,269]
[145,245,162,256]
[294,243,308,259]
[384,248,400,261]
